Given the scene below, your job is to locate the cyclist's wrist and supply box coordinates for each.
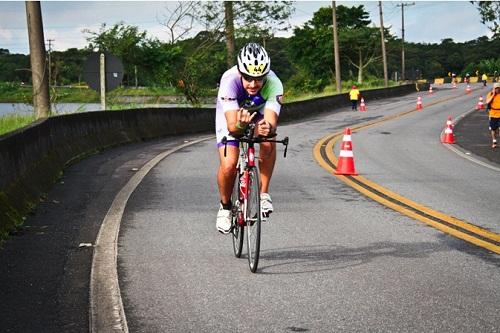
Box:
[236,121,246,130]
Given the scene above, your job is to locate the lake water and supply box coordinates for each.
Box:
[0,103,102,117]
[0,102,215,117]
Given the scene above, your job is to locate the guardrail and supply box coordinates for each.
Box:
[0,83,422,239]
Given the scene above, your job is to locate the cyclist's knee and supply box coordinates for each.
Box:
[220,160,237,176]
[259,142,276,158]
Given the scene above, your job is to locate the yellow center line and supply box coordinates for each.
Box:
[313,94,500,254]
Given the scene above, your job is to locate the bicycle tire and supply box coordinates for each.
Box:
[231,172,244,258]
[246,167,261,273]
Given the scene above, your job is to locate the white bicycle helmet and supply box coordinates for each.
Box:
[237,43,270,78]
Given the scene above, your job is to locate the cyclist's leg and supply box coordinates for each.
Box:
[217,144,239,233]
[258,141,276,194]
[217,145,239,204]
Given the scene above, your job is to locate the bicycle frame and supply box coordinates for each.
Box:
[222,122,289,272]
[236,141,255,227]
[222,123,289,229]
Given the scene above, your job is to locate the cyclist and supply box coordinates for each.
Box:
[215,43,284,234]
[486,82,500,148]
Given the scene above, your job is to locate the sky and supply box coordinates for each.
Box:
[0,1,493,55]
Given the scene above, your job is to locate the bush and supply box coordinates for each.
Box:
[286,70,328,94]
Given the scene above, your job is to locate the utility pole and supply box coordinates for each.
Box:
[332,1,341,93]
[397,2,414,81]
[224,1,235,69]
[379,2,388,87]
[25,1,50,119]
[100,53,106,111]
[47,38,54,87]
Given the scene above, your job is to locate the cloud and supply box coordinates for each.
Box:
[0,1,494,54]
[0,28,13,41]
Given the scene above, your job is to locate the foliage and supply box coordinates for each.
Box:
[84,23,149,86]
[472,1,500,38]
[195,1,294,39]
[1,2,500,103]
[0,49,31,83]
[288,4,387,89]
[0,114,36,136]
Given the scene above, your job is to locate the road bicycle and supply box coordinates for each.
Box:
[221,124,289,273]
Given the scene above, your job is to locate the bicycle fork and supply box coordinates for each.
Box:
[237,144,256,227]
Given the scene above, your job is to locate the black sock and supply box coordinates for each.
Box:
[221,200,232,210]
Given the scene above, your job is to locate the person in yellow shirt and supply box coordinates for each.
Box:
[485,82,500,148]
[482,73,488,87]
[349,85,361,111]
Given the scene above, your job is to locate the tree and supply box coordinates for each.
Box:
[195,1,294,67]
[83,23,149,85]
[309,5,370,29]
[158,1,197,44]
[175,31,226,104]
[340,27,381,83]
[472,1,500,38]
[288,4,386,89]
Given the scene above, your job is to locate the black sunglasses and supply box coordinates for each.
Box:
[241,73,266,82]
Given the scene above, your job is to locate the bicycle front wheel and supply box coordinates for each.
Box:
[245,167,261,273]
[231,173,244,258]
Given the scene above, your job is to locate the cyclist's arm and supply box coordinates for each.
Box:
[256,109,278,137]
[486,91,495,104]
[257,74,283,137]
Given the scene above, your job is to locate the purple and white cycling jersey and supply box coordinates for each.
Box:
[215,66,283,145]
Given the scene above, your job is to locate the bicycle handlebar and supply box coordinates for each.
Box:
[221,132,289,158]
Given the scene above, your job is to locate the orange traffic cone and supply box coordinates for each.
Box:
[428,85,433,95]
[476,96,484,110]
[466,85,471,94]
[335,128,358,175]
[442,116,455,144]
[416,96,423,110]
[359,98,366,112]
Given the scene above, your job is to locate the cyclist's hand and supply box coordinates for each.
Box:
[256,119,274,137]
[237,108,256,128]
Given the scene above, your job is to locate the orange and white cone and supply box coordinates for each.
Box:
[476,96,484,110]
[359,98,366,112]
[335,128,358,175]
[442,116,455,144]
[428,85,433,95]
[466,85,471,94]
[416,96,423,110]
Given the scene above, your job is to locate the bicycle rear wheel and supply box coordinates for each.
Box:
[231,173,244,258]
[245,167,261,273]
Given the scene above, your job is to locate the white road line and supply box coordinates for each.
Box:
[89,136,213,333]
[442,110,500,172]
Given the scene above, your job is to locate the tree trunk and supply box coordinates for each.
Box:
[224,1,235,69]
[25,1,50,119]
[379,1,388,87]
[357,50,363,83]
[332,1,341,93]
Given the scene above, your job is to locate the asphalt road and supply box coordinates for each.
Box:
[1,82,499,332]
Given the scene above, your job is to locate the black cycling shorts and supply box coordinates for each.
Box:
[489,117,500,131]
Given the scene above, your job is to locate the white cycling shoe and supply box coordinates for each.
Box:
[216,204,232,234]
[260,193,273,221]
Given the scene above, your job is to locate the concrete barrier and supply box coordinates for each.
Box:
[0,83,420,239]
[433,78,445,85]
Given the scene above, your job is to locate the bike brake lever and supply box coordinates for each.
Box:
[283,136,289,158]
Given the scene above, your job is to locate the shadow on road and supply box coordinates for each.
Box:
[258,241,451,274]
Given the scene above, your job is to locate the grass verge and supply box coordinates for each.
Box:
[0,114,36,136]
